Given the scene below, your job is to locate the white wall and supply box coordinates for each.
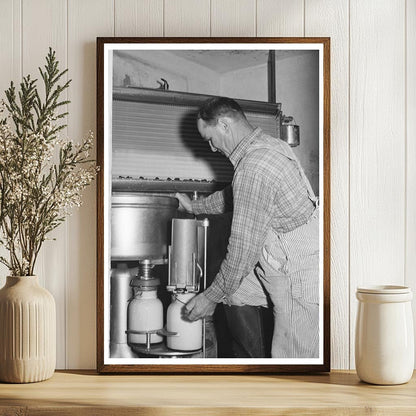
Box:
[220,53,320,193]
[113,50,220,94]
[0,0,414,370]
[277,52,320,195]
[220,63,268,101]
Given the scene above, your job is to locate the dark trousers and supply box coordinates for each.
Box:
[215,304,274,358]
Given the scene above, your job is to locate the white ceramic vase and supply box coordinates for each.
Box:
[0,276,56,383]
[355,285,414,385]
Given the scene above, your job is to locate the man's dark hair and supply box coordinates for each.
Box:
[197,97,247,126]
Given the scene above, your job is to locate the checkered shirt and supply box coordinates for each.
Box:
[191,128,315,303]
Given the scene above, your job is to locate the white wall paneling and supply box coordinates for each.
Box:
[0,0,414,369]
[22,0,68,369]
[305,0,350,370]
[257,0,304,37]
[67,0,114,369]
[406,0,416,364]
[0,0,21,99]
[0,0,22,285]
[349,0,406,368]
[0,0,13,100]
[115,0,163,37]
[211,0,256,37]
[164,0,210,37]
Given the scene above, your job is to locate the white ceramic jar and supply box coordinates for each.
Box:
[127,290,163,344]
[167,293,202,351]
[355,285,414,385]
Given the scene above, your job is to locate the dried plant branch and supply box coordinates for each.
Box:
[0,48,97,276]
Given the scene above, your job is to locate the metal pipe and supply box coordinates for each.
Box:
[201,218,209,358]
[268,50,276,103]
[110,263,138,358]
[113,86,281,115]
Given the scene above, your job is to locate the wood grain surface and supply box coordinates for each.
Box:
[211,0,256,37]
[257,0,304,37]
[22,0,68,369]
[67,0,114,370]
[406,0,416,367]
[164,0,210,37]
[0,370,415,415]
[305,0,350,371]
[115,0,164,37]
[349,0,406,369]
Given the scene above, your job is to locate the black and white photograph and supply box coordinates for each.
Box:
[97,38,330,373]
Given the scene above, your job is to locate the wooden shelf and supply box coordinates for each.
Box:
[0,370,415,415]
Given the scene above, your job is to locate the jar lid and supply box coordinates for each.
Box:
[357,285,411,294]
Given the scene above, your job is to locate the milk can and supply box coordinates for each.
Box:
[167,293,202,351]
[355,285,414,385]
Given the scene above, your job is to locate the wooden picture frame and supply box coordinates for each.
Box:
[96,37,330,373]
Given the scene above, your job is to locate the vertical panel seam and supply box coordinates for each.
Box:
[303,0,305,37]
[163,0,165,37]
[12,0,15,78]
[404,0,407,286]
[255,0,257,37]
[348,0,351,370]
[209,0,212,37]
[20,0,23,79]
[65,0,69,370]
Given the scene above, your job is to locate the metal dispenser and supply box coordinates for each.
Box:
[110,194,178,357]
[109,191,214,358]
[165,218,209,354]
[167,218,204,293]
[120,215,210,358]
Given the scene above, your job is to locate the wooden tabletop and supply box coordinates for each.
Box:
[0,370,415,415]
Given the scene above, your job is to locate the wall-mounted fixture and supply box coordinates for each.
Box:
[281,114,300,147]
[268,50,299,147]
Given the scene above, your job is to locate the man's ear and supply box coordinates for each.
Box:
[217,117,231,133]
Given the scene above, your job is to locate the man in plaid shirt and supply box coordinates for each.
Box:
[177,97,320,358]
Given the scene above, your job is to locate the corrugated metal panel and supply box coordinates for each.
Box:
[112,99,278,182]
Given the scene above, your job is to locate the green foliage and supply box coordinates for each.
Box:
[0,48,96,276]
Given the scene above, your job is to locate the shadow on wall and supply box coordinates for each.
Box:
[178,109,233,182]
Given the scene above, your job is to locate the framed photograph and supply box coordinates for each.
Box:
[96,37,330,373]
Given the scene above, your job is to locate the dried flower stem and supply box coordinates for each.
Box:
[0,48,96,276]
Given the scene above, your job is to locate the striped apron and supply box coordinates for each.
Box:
[227,139,320,358]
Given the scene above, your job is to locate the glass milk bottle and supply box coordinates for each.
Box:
[167,293,202,351]
[355,285,414,385]
[128,289,163,344]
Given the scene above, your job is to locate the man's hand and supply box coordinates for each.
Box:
[175,193,193,213]
[184,292,217,321]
